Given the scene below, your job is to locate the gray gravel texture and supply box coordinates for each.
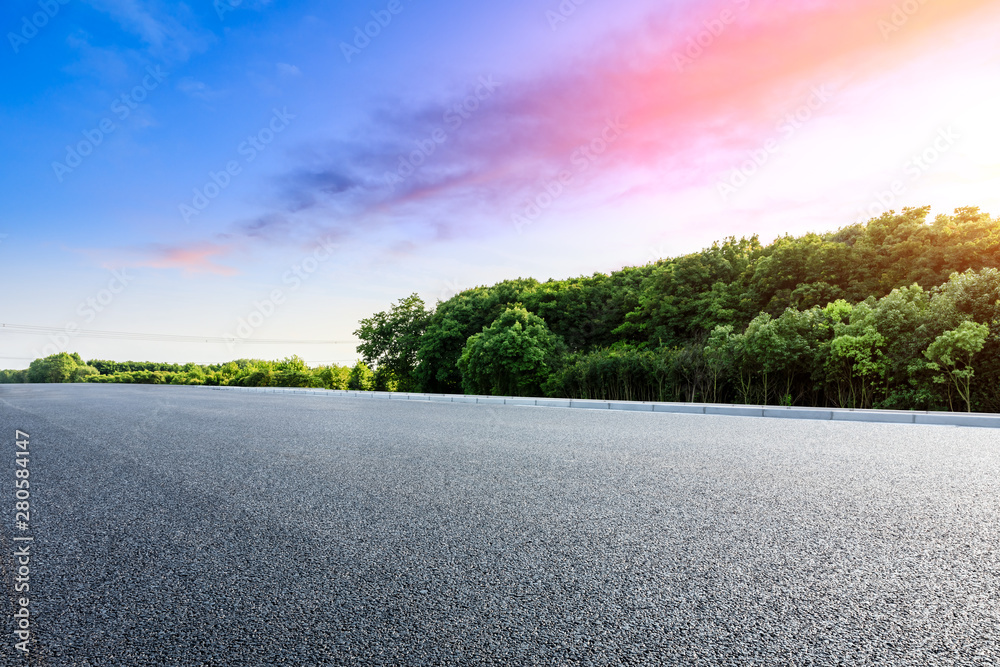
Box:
[1,383,998,666]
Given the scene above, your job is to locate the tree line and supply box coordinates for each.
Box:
[3,206,998,411]
[0,354,380,391]
[354,207,1000,412]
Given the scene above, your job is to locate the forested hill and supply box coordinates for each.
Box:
[6,206,1000,414]
[356,206,1000,412]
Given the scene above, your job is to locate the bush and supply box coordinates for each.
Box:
[458,306,566,396]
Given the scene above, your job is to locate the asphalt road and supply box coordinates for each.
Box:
[1,384,998,666]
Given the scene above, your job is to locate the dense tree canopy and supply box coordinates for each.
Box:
[5,207,1000,413]
[359,207,1000,412]
[25,352,93,383]
[353,293,430,391]
[1,355,355,390]
[457,306,566,396]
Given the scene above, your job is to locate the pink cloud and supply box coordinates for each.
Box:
[503,0,998,188]
[396,0,993,214]
[80,242,241,276]
[213,0,1000,246]
[134,243,239,275]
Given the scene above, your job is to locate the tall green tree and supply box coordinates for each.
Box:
[354,293,430,392]
[822,301,888,409]
[416,279,539,393]
[923,321,989,412]
[458,306,566,396]
[618,236,762,346]
[26,352,84,383]
[703,325,735,403]
[347,360,374,391]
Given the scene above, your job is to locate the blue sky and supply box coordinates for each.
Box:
[2,0,999,367]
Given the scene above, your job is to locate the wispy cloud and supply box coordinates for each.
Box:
[81,241,240,276]
[177,77,227,103]
[63,31,134,83]
[105,0,1000,266]
[83,0,213,62]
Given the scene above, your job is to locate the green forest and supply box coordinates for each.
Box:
[0,353,375,391]
[4,206,1000,412]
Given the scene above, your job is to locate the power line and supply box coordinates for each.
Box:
[0,356,359,363]
[0,323,359,346]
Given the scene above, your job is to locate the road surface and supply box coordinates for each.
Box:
[1,384,998,666]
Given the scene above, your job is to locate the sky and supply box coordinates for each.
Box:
[1,0,999,368]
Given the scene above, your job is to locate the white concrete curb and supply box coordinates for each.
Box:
[206,386,1000,428]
